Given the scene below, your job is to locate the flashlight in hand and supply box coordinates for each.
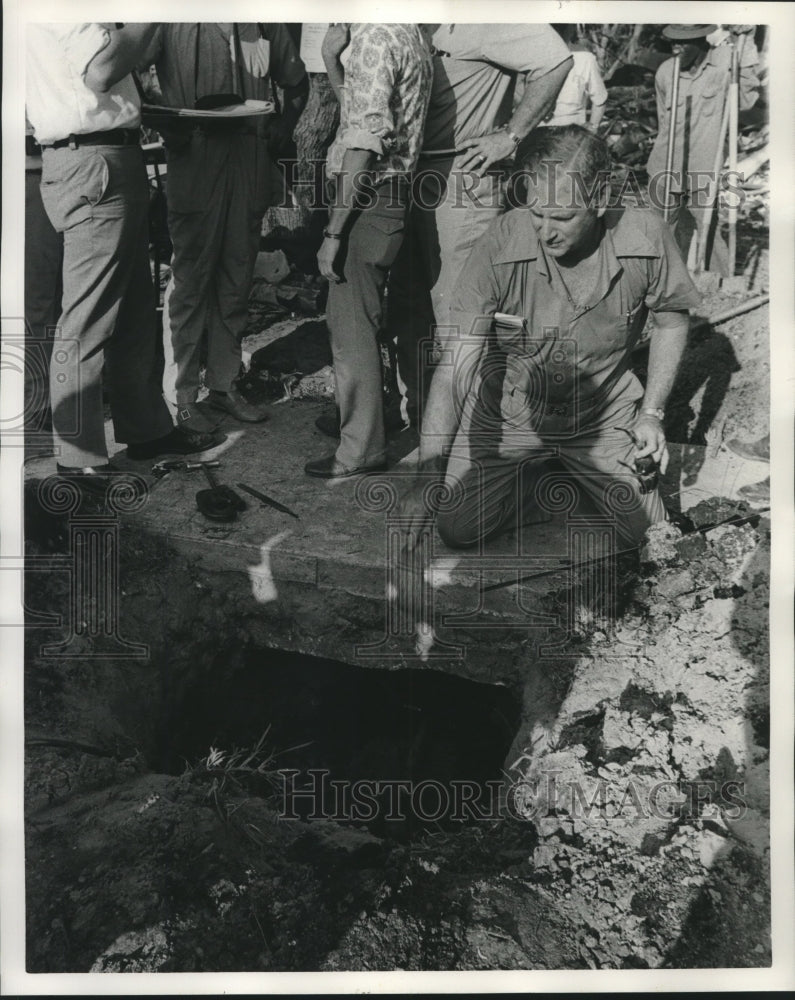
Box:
[615,427,660,495]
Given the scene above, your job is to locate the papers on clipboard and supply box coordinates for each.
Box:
[141,99,275,126]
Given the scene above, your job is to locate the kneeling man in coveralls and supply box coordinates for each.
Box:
[398,126,701,553]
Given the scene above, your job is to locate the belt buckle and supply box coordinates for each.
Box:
[68,135,78,150]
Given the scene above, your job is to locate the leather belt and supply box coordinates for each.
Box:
[43,128,140,150]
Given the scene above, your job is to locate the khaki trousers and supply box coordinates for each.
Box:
[40,145,172,467]
[326,178,409,468]
[387,162,505,425]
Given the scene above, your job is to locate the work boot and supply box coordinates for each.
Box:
[725,434,770,463]
[176,401,221,435]
[207,387,270,423]
[127,425,226,460]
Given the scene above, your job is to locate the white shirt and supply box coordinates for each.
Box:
[26,23,141,145]
[542,49,608,127]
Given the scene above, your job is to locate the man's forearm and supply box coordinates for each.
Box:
[84,23,159,93]
[326,147,376,234]
[417,338,485,474]
[323,53,345,100]
[508,58,572,138]
[642,315,689,410]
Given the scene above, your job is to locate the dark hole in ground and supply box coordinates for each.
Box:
[156,648,522,841]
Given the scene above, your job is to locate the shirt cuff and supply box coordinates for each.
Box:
[335,126,386,158]
[63,23,111,79]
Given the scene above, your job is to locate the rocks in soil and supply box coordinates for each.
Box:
[506,499,770,968]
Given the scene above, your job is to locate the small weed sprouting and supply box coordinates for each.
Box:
[192,728,311,822]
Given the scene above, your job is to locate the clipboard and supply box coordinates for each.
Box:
[141,99,275,128]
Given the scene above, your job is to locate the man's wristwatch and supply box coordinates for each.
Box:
[323,229,344,241]
[499,124,522,147]
[642,407,665,421]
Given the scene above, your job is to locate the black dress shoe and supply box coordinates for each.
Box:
[55,463,148,500]
[126,425,226,460]
[304,453,387,479]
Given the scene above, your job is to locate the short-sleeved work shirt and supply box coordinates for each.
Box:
[422,24,571,151]
[449,206,701,409]
[646,41,759,191]
[26,23,141,145]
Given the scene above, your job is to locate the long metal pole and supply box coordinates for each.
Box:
[662,51,682,222]
[697,95,732,271]
[727,40,740,273]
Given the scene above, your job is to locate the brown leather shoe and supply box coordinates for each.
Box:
[207,387,270,423]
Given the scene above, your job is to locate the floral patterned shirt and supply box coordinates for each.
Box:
[326,23,432,179]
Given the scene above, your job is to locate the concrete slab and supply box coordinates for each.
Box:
[24,401,765,684]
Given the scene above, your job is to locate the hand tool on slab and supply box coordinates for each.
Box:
[236,482,300,519]
[151,458,219,480]
[196,464,247,522]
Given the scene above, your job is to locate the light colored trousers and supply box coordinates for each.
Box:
[40,144,172,466]
[387,160,505,425]
[326,178,409,468]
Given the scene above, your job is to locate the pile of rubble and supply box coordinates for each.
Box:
[506,500,770,968]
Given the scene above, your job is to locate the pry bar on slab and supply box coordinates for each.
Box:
[236,482,300,519]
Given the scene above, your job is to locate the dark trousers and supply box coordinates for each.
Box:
[40,144,172,466]
[326,177,409,467]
